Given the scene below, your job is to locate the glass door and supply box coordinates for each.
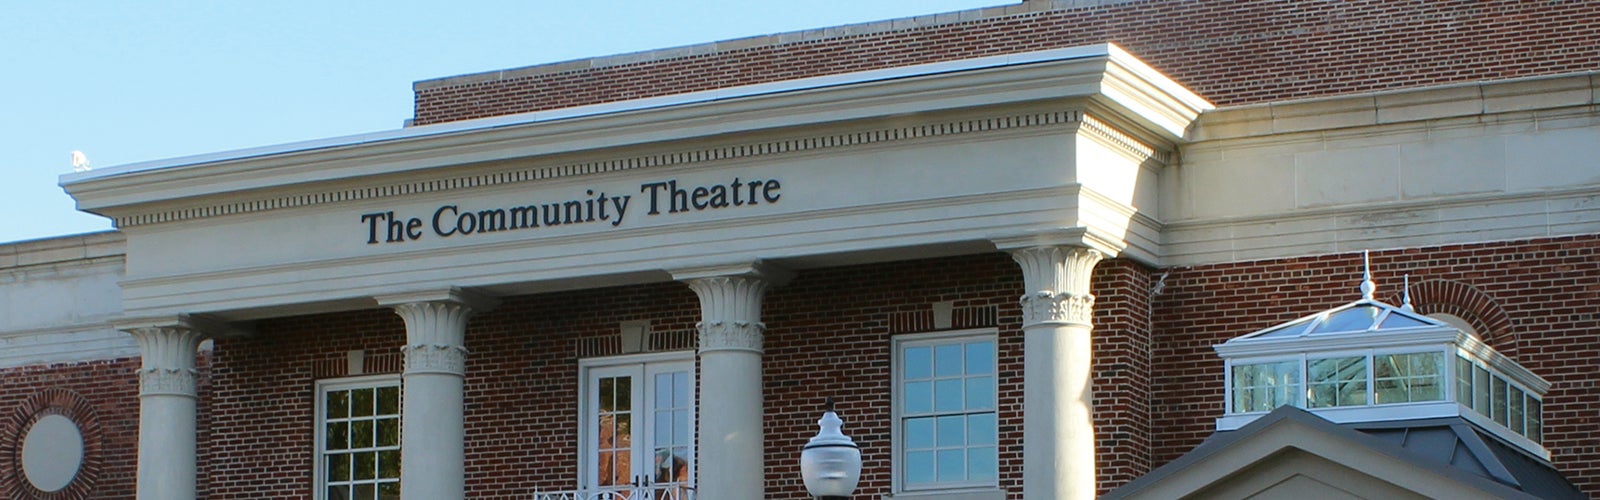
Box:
[585,359,695,496]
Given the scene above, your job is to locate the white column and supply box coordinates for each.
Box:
[123,317,210,500]
[676,263,789,500]
[376,288,497,500]
[1010,246,1103,500]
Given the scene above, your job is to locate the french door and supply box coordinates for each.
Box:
[584,358,695,494]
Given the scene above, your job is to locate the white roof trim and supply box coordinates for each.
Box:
[62,43,1208,186]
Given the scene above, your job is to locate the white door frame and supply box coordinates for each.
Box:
[578,351,696,492]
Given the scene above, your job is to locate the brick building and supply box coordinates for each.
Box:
[5,0,1600,498]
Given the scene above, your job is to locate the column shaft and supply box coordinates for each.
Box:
[379,289,495,500]
[1010,246,1103,500]
[683,272,780,500]
[126,323,207,500]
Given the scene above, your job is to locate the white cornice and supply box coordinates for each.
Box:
[1190,71,1598,142]
[61,44,1208,226]
[105,109,1089,228]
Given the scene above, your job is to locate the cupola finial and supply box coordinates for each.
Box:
[1359,250,1376,300]
[1401,274,1414,311]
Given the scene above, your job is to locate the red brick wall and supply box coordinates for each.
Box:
[1149,235,1600,495]
[1091,259,1154,493]
[761,254,1029,498]
[189,235,1600,497]
[0,359,143,499]
[195,253,1157,498]
[202,284,706,499]
[204,309,391,498]
[413,0,1600,126]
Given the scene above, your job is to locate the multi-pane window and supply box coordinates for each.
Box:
[594,375,634,488]
[583,359,695,494]
[1231,351,1451,414]
[650,370,693,485]
[1473,364,1492,411]
[1525,396,1543,442]
[1373,352,1443,404]
[318,378,401,500]
[1456,354,1543,443]
[1307,356,1367,408]
[896,332,997,491]
[1455,356,1474,407]
[1231,361,1301,412]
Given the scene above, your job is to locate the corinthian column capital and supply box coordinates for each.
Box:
[117,315,223,398]
[376,287,499,376]
[674,262,791,354]
[1009,246,1104,327]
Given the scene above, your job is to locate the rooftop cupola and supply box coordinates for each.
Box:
[1214,252,1551,458]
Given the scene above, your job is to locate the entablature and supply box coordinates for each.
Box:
[59,45,1207,320]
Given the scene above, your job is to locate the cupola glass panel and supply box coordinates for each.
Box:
[1212,262,1551,458]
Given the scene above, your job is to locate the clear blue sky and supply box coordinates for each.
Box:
[1,0,1008,244]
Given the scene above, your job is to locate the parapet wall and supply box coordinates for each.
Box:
[413,0,1600,125]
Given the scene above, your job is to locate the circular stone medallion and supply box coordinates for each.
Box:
[20,414,84,492]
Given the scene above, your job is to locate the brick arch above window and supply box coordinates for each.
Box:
[1387,279,1514,347]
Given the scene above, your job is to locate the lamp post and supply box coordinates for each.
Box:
[800,397,861,500]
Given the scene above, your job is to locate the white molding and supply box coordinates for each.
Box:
[0,324,137,370]
[575,353,696,492]
[63,44,1205,222]
[1165,92,1600,267]
[1215,323,1458,357]
[107,110,1092,229]
[1189,72,1599,143]
[1457,333,1550,394]
[114,182,1137,319]
[1218,401,1460,431]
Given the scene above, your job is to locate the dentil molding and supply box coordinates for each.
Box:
[111,109,1133,229]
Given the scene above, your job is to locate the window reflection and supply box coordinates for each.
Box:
[320,383,401,500]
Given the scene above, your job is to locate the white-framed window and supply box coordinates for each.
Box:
[1454,354,1542,442]
[1227,349,1451,415]
[315,375,401,500]
[578,352,696,493]
[1230,358,1302,412]
[1307,355,1368,408]
[1372,351,1444,404]
[892,329,998,494]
